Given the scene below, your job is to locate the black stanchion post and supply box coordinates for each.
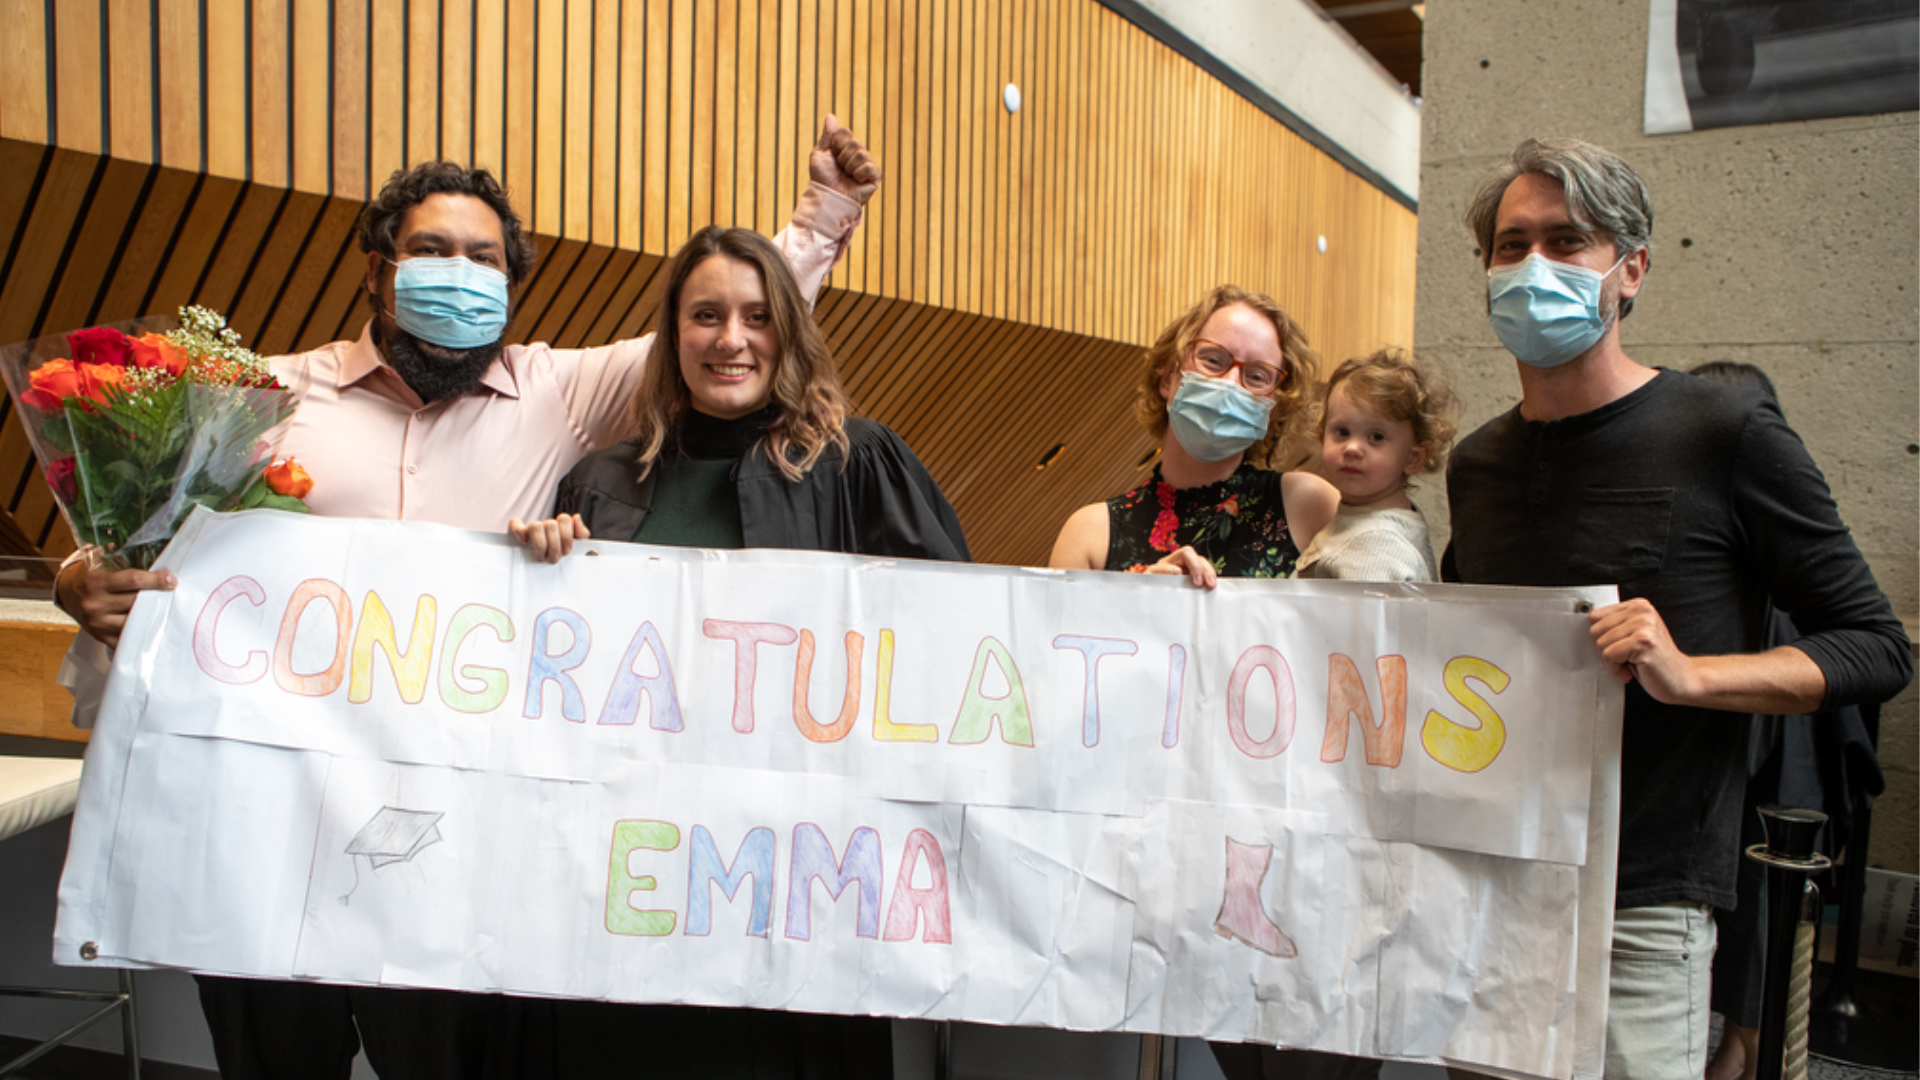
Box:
[1808,704,1917,1071]
[1751,806,1830,1080]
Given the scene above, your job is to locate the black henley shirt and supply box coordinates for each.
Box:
[1443,369,1911,910]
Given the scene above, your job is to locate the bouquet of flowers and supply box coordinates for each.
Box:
[0,306,312,570]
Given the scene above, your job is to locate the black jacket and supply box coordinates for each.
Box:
[554,416,971,562]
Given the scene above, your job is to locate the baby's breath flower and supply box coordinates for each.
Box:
[122,366,173,394]
[166,305,272,386]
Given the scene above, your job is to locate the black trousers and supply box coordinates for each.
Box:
[549,1002,894,1079]
[1209,1044,1383,1080]
[195,976,553,1080]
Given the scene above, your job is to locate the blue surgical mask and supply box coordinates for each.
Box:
[1166,372,1275,463]
[384,256,510,349]
[1486,252,1628,368]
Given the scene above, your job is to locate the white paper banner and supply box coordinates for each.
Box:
[56,508,1623,1080]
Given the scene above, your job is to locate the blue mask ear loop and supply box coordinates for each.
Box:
[372,253,400,324]
[1592,250,1633,329]
[1574,249,1635,334]
[1600,250,1630,283]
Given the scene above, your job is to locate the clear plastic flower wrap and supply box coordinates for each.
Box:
[0,306,312,570]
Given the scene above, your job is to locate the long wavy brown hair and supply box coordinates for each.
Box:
[627,226,850,482]
[1136,285,1321,469]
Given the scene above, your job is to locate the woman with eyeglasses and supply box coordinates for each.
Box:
[1048,285,1339,587]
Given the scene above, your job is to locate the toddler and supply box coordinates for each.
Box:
[1295,349,1455,582]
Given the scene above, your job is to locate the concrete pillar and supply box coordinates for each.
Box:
[1413,0,1918,872]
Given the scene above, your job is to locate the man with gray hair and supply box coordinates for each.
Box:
[1442,138,1910,1077]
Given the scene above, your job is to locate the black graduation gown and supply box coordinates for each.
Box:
[554,414,971,563]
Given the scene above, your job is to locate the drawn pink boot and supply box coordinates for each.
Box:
[1212,836,1297,958]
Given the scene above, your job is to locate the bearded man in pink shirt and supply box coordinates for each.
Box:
[52,118,880,1080]
[58,116,876,640]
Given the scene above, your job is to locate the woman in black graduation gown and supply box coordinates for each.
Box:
[540,224,968,564]
[515,224,967,1079]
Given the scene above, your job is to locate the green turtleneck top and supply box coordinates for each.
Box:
[628,407,768,548]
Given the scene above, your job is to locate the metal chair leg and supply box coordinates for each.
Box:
[1138,1033,1179,1079]
[0,979,136,1078]
[120,969,141,1080]
[1139,1034,1164,1080]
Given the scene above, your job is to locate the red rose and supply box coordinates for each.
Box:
[66,327,134,368]
[263,458,314,498]
[44,458,78,505]
[128,332,192,377]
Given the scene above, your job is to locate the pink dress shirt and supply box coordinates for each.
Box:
[274,183,861,529]
[58,188,860,717]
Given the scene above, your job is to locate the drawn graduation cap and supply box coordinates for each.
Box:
[347,803,443,868]
[339,806,446,905]
[346,807,446,869]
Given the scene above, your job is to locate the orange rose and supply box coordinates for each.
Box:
[263,458,314,498]
[79,362,126,403]
[20,386,62,411]
[31,358,127,408]
[128,332,192,377]
[28,358,86,403]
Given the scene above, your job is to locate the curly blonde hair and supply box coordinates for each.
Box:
[1136,286,1321,469]
[1316,348,1457,476]
[627,227,849,482]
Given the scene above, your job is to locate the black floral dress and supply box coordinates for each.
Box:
[1104,464,1300,579]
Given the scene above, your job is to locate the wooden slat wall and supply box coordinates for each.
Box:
[0,138,1157,570]
[0,0,1417,359]
[0,0,1418,573]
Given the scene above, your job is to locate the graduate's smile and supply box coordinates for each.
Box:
[678,255,780,419]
